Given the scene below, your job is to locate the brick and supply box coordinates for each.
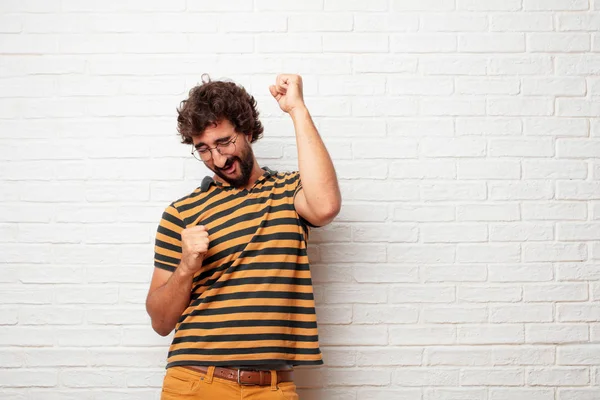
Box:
[523,78,586,96]
[557,99,600,117]
[558,345,600,365]
[491,13,554,31]
[421,138,486,157]
[526,324,589,343]
[461,368,524,386]
[352,265,419,283]
[458,285,522,302]
[489,56,554,75]
[421,13,488,31]
[523,160,587,179]
[457,244,520,263]
[557,182,600,200]
[488,98,554,117]
[354,55,418,73]
[392,34,457,53]
[388,245,456,263]
[390,160,456,179]
[459,33,525,52]
[352,223,418,243]
[557,263,600,281]
[354,13,418,32]
[394,368,459,386]
[390,325,456,345]
[489,264,554,282]
[257,34,322,53]
[490,305,553,323]
[489,138,554,157]
[357,348,422,366]
[528,33,591,52]
[458,325,524,344]
[326,368,391,386]
[489,182,554,200]
[394,204,455,222]
[425,346,491,366]
[422,306,488,323]
[457,204,520,221]
[493,346,556,366]
[557,139,600,158]
[421,98,486,116]
[523,283,588,302]
[388,77,454,95]
[319,325,388,346]
[389,286,455,303]
[392,0,455,11]
[490,223,554,242]
[523,0,589,10]
[527,367,589,386]
[324,34,389,53]
[352,97,418,117]
[255,0,323,11]
[456,78,520,95]
[524,118,589,137]
[558,14,600,31]
[421,56,488,75]
[456,117,522,136]
[458,160,520,179]
[421,224,488,243]
[558,304,600,322]
[522,202,587,220]
[558,55,600,75]
[353,305,418,324]
[490,389,555,400]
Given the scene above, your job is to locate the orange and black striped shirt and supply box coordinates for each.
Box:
[153,168,323,368]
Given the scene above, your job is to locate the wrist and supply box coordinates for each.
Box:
[289,104,309,121]
[176,262,196,280]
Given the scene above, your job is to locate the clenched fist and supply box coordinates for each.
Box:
[269,74,306,114]
[179,225,209,276]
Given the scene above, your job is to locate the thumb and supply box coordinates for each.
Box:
[269,85,280,99]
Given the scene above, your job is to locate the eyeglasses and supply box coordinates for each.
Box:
[191,133,239,162]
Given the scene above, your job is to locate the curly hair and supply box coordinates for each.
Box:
[176,75,264,145]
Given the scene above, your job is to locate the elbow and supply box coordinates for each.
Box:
[151,321,174,337]
[312,200,342,227]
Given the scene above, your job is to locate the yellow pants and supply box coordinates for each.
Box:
[160,366,299,400]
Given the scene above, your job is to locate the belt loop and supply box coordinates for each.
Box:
[270,370,277,391]
[205,366,215,384]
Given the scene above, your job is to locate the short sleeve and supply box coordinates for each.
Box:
[288,171,319,230]
[153,203,185,272]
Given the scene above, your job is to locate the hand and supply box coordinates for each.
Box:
[269,74,306,114]
[179,225,209,276]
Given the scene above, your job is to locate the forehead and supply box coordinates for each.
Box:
[193,120,236,146]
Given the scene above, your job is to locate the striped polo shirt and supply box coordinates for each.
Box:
[153,167,323,368]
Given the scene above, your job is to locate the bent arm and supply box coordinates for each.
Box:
[145,266,194,336]
[291,106,342,227]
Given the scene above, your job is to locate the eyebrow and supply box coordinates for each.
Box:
[194,135,233,149]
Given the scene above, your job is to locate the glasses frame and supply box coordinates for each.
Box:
[191,133,240,162]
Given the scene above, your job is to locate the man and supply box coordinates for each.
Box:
[146,74,342,399]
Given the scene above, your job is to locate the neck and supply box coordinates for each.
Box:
[243,162,265,190]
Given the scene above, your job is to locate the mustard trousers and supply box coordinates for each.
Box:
[160,366,299,400]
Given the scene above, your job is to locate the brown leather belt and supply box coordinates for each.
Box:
[182,365,293,386]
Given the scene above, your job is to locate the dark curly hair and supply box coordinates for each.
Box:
[176,75,264,145]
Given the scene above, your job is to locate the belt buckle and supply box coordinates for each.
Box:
[236,368,255,386]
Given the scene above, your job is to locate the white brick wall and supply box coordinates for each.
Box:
[0,1,599,399]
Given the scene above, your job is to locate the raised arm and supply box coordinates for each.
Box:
[269,74,342,227]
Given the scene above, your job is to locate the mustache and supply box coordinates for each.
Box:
[217,157,236,171]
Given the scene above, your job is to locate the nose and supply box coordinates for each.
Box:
[211,149,228,168]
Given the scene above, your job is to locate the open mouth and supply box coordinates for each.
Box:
[221,160,236,175]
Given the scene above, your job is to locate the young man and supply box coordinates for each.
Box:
[146,74,341,399]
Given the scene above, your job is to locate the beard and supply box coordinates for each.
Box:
[211,144,255,188]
